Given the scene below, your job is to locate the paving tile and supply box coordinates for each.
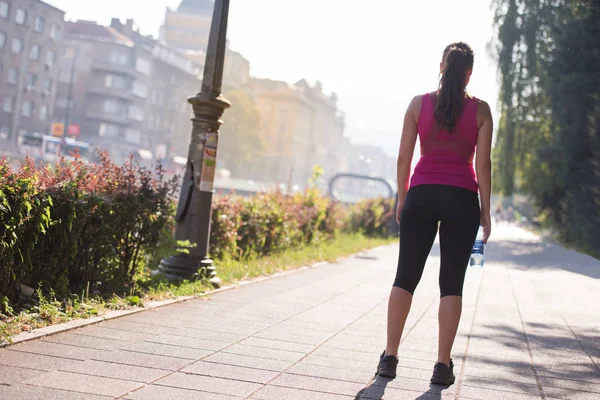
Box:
[74,326,156,342]
[60,359,170,383]
[42,333,123,351]
[0,384,110,400]
[91,349,192,370]
[287,362,374,383]
[24,370,143,397]
[538,376,600,392]
[119,341,212,360]
[270,373,365,396]
[9,340,111,361]
[223,343,306,363]
[460,385,544,399]
[145,333,230,351]
[0,349,80,371]
[543,386,600,400]
[240,337,316,353]
[251,385,354,400]
[253,329,330,345]
[360,385,456,400]
[124,384,241,400]
[302,354,374,372]
[166,327,245,342]
[182,360,279,383]
[204,351,294,372]
[312,346,379,362]
[0,364,43,384]
[462,375,540,396]
[155,371,262,397]
[99,319,177,335]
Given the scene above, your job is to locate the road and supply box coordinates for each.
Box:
[0,225,598,399]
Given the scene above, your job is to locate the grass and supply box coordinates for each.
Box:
[0,233,396,345]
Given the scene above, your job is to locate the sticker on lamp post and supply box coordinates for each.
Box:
[199,132,218,192]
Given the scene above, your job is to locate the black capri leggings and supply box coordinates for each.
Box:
[394,184,480,297]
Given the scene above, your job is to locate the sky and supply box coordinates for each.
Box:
[47,0,499,157]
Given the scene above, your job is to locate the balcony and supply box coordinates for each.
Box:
[92,61,137,77]
[88,86,133,102]
[84,110,129,126]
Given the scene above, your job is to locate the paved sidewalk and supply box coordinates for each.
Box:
[1,225,599,399]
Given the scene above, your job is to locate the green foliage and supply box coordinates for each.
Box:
[345,198,395,238]
[492,0,600,257]
[218,89,265,178]
[0,154,178,303]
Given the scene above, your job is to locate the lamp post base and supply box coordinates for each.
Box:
[159,255,221,288]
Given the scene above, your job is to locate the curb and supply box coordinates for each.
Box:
[1,245,390,348]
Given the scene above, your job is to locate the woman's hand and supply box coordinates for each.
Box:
[480,212,492,244]
[396,196,405,224]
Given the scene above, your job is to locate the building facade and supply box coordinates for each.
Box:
[110,18,203,158]
[53,20,152,158]
[0,0,65,145]
[159,0,213,53]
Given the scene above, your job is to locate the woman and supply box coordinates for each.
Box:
[376,42,493,386]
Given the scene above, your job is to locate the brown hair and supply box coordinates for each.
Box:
[435,42,474,132]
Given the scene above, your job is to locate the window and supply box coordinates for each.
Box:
[26,73,37,88]
[29,44,40,60]
[50,24,58,39]
[42,78,52,92]
[151,90,158,105]
[105,74,127,89]
[39,105,47,121]
[59,70,72,83]
[2,96,13,113]
[135,58,151,75]
[128,105,144,121]
[7,68,18,84]
[158,93,164,106]
[109,51,128,65]
[56,96,68,108]
[148,115,154,130]
[132,81,148,98]
[125,128,141,144]
[0,2,9,19]
[0,32,5,48]
[103,99,119,114]
[21,101,32,117]
[99,123,120,137]
[11,38,22,54]
[34,16,45,33]
[15,9,26,25]
[46,51,55,68]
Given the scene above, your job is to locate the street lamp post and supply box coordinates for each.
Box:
[159,0,231,287]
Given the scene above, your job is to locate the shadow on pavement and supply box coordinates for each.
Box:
[466,323,600,397]
[486,239,600,279]
[356,376,450,400]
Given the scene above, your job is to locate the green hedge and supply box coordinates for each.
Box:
[1,156,394,304]
[0,155,176,303]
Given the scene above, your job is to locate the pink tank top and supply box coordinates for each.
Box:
[410,92,479,193]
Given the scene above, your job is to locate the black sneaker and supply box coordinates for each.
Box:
[376,351,398,378]
[430,359,455,386]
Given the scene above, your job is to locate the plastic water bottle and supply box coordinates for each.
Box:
[470,226,484,268]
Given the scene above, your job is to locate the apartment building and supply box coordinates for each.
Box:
[0,0,65,144]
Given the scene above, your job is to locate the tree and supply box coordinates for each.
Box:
[491,0,600,256]
[218,90,265,178]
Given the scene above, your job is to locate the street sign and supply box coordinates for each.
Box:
[67,124,80,137]
[51,122,64,137]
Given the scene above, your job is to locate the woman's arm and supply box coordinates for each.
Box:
[396,96,420,222]
[476,101,494,242]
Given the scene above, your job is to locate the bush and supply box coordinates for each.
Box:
[345,198,395,238]
[0,155,177,303]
